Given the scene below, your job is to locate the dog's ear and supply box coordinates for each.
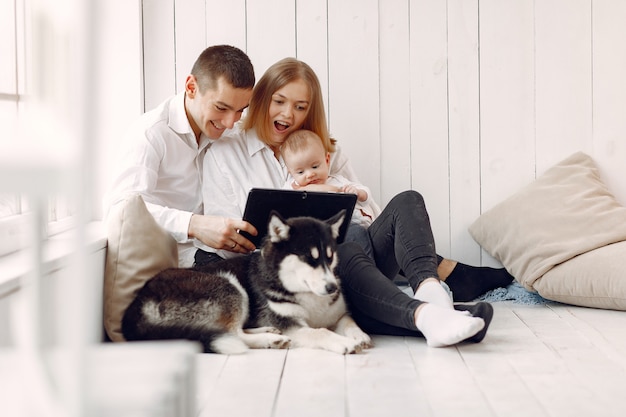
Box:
[268,212,290,242]
[326,210,346,240]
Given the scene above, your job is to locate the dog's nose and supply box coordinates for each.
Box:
[325,283,338,294]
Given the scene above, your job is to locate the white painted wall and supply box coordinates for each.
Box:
[95,0,144,219]
[139,0,626,266]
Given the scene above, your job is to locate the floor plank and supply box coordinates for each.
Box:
[452,305,550,417]
[273,348,346,417]
[408,339,500,417]
[197,349,287,417]
[346,336,429,417]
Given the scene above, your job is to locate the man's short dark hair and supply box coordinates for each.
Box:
[191,45,255,92]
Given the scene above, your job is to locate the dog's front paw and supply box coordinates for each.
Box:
[335,316,373,350]
[267,334,291,349]
[239,330,290,350]
[340,337,368,354]
[344,327,373,350]
[326,334,369,354]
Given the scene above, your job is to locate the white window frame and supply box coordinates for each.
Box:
[0,0,75,257]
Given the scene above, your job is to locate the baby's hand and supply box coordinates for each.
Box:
[297,183,341,193]
[342,185,368,202]
[342,185,358,195]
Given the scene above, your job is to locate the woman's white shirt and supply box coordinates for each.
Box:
[200,125,361,256]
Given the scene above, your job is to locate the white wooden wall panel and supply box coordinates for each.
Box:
[447,0,480,263]
[479,0,536,207]
[592,0,626,205]
[142,0,176,110]
[247,0,296,79]
[327,0,381,201]
[409,0,451,256]
[478,0,535,266]
[379,0,412,206]
[535,0,593,172]
[295,0,329,123]
[139,0,626,266]
[175,0,207,93]
[205,0,247,53]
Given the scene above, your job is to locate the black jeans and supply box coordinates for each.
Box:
[194,249,224,267]
[339,190,440,336]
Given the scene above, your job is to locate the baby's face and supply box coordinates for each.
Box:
[285,145,330,186]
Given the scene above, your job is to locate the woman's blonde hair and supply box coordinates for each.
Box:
[243,58,336,153]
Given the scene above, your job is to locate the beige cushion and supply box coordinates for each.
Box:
[534,241,626,310]
[103,195,178,341]
[469,152,626,309]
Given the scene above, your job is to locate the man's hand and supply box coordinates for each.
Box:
[188,214,257,253]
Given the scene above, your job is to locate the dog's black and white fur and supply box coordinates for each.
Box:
[122,210,372,354]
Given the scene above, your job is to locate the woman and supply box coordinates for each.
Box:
[199,58,512,346]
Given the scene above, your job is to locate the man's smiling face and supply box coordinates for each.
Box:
[185,75,252,141]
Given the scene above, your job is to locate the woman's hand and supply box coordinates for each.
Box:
[188,214,257,253]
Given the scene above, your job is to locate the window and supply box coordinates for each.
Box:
[0,0,75,257]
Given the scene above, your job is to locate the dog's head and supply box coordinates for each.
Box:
[262,210,345,296]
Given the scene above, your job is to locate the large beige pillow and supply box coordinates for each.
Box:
[103,195,178,342]
[534,241,626,310]
[469,152,626,307]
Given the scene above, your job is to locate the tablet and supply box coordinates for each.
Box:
[240,188,357,246]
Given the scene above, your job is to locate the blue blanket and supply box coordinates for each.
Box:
[476,282,552,305]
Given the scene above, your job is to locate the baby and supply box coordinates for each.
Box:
[280,129,378,229]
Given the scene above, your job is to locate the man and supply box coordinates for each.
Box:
[105,45,257,267]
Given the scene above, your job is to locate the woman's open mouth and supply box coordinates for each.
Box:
[274,121,290,132]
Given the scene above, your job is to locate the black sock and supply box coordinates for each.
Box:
[454,302,494,343]
[445,263,514,302]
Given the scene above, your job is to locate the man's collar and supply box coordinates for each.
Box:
[169,92,193,136]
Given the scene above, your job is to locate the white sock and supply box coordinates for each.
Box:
[415,304,485,348]
[414,279,454,309]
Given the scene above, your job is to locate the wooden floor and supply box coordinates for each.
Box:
[193,302,626,417]
[3,301,626,416]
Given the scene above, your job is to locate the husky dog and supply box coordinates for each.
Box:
[122,210,372,355]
